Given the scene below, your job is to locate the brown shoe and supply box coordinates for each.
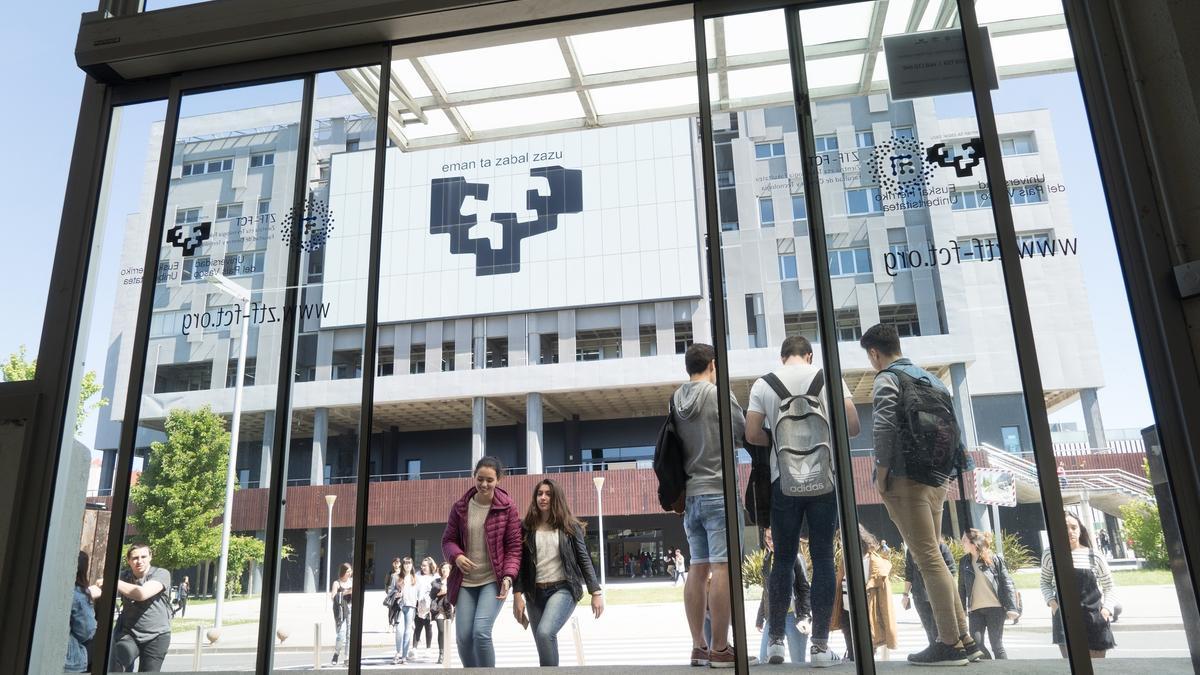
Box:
[690,646,710,667]
[708,646,736,668]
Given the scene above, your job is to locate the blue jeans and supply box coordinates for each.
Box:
[527,583,576,666]
[684,494,743,564]
[395,605,415,657]
[759,616,808,663]
[456,582,502,667]
[768,479,837,643]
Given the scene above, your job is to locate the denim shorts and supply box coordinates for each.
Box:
[683,494,742,564]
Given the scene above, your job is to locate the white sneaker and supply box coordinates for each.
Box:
[767,638,786,665]
[810,644,843,668]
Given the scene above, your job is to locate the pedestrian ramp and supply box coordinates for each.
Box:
[982,444,1154,516]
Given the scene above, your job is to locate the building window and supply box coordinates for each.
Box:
[1001,426,1022,453]
[717,131,740,228]
[346,137,360,152]
[835,310,862,342]
[149,309,186,337]
[1000,133,1037,156]
[856,130,875,147]
[746,293,766,348]
[441,341,456,371]
[879,303,922,337]
[485,338,508,368]
[717,170,735,187]
[406,459,422,480]
[846,187,883,215]
[409,345,426,374]
[888,244,911,271]
[175,207,202,224]
[814,135,838,153]
[538,334,559,364]
[575,329,621,361]
[791,194,807,222]
[332,349,362,380]
[306,250,324,283]
[377,347,394,376]
[223,250,264,276]
[182,256,212,282]
[639,325,657,357]
[249,152,275,168]
[154,361,212,394]
[257,199,271,215]
[759,198,775,228]
[1009,182,1047,205]
[778,254,798,280]
[216,202,243,220]
[754,142,785,159]
[674,321,694,354]
[893,126,915,140]
[225,357,257,388]
[182,157,233,176]
[783,312,819,343]
[828,247,872,277]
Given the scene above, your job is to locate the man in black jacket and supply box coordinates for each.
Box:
[755,529,812,664]
[903,544,956,647]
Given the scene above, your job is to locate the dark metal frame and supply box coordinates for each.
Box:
[5,0,1200,672]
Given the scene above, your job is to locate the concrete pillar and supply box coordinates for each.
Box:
[949,363,979,449]
[472,397,487,465]
[311,408,328,485]
[259,411,274,489]
[529,332,542,365]
[527,393,544,474]
[472,318,487,369]
[304,529,321,593]
[1080,388,1108,450]
[557,310,576,363]
[620,305,640,357]
[655,302,675,356]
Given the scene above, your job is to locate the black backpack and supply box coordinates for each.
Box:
[653,398,688,514]
[882,366,964,487]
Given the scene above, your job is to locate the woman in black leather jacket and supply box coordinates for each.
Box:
[958,529,1019,659]
[512,479,605,666]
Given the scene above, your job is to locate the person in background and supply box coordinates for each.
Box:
[431,561,454,664]
[392,557,418,665]
[66,551,99,673]
[329,562,353,666]
[1041,511,1118,658]
[881,540,891,554]
[177,576,189,618]
[831,525,898,659]
[755,529,810,665]
[674,548,688,586]
[109,544,172,672]
[958,528,1019,659]
[513,478,604,666]
[412,557,438,660]
[902,543,956,647]
[442,456,523,668]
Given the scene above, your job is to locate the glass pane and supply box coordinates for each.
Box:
[99,81,304,674]
[978,0,1195,667]
[25,99,166,674]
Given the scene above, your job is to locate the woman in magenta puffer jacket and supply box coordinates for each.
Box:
[442,456,523,667]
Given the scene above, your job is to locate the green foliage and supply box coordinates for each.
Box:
[742,547,767,588]
[3,345,109,435]
[999,530,1035,571]
[129,406,232,571]
[223,535,266,598]
[1120,499,1167,568]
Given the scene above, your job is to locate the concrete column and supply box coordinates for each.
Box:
[304,529,321,593]
[472,318,487,369]
[557,310,576,362]
[455,319,472,370]
[259,411,274,489]
[529,332,542,365]
[527,392,544,474]
[311,407,329,485]
[472,397,487,465]
[655,302,675,356]
[1080,388,1108,450]
[508,315,528,366]
[949,363,979,448]
[620,305,640,357]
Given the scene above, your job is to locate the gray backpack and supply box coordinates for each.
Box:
[763,370,835,496]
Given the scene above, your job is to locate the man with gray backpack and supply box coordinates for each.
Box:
[746,336,859,666]
[860,323,978,666]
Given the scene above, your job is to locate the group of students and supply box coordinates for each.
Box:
[669,323,1122,667]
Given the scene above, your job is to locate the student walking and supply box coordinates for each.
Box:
[412,557,438,659]
[329,563,353,666]
[431,561,453,664]
[385,558,403,630]
[672,343,747,668]
[177,576,189,618]
[1041,512,1118,658]
[860,324,976,666]
[958,528,1019,659]
[441,456,522,668]
[674,548,688,585]
[391,557,417,665]
[754,529,810,665]
[903,543,956,647]
[831,526,898,658]
[513,478,605,666]
[745,336,859,666]
[109,544,173,672]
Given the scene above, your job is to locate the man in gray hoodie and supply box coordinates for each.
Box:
[672,343,745,668]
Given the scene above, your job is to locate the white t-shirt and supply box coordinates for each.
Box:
[747,362,852,483]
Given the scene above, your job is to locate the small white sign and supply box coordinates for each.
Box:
[884,28,998,101]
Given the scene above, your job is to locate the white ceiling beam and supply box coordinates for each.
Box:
[714,17,730,107]
[906,0,930,33]
[557,36,599,127]
[934,0,957,29]
[411,56,474,142]
[857,0,889,96]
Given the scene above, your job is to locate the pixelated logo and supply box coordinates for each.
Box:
[927,138,987,177]
[280,196,336,252]
[165,221,212,257]
[869,135,936,192]
[430,165,583,276]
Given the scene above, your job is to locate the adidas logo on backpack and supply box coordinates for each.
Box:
[762,370,836,496]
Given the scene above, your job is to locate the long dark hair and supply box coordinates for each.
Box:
[76,551,90,593]
[1065,511,1093,549]
[522,478,582,534]
[963,528,994,567]
[474,456,505,478]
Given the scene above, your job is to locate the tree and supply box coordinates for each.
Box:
[3,345,109,435]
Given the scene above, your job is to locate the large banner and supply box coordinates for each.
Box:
[323,118,703,326]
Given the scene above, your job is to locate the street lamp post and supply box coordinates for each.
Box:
[325,494,337,591]
[593,475,606,593]
[209,274,251,630]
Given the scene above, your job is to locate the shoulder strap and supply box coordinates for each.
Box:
[763,372,791,400]
[806,369,825,397]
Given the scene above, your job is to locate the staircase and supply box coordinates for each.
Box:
[979,444,1154,516]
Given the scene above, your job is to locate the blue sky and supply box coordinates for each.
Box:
[0,6,1155,441]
